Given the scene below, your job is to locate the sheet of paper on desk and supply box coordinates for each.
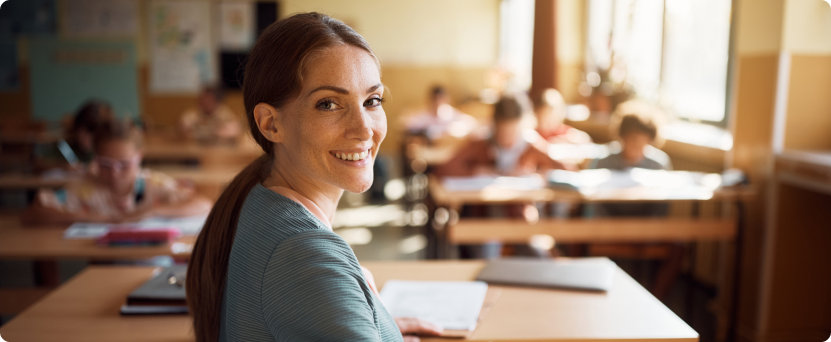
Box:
[442,175,545,192]
[379,280,488,331]
[64,215,207,239]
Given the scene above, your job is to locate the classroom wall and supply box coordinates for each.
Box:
[732,1,831,341]
[779,0,831,151]
[280,0,501,154]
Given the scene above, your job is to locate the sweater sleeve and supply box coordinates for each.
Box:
[261,230,385,341]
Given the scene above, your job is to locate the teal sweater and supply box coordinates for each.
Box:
[219,184,403,341]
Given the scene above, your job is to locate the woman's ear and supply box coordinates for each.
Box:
[253,103,283,143]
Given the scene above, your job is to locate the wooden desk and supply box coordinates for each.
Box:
[0,261,698,341]
[428,174,752,245]
[0,173,78,189]
[0,166,241,200]
[0,215,195,261]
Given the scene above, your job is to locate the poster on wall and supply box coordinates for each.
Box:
[148,0,214,93]
[62,0,138,37]
[219,2,254,51]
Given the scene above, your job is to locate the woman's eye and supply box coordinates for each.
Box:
[364,97,385,107]
[316,99,337,111]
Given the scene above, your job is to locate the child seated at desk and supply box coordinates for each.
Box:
[22,121,213,225]
[586,101,679,298]
[435,93,568,177]
[534,88,591,145]
[180,85,242,142]
[589,101,672,216]
[436,94,568,259]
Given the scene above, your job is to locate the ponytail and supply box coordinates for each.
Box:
[186,154,270,342]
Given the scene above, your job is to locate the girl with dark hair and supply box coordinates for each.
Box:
[186,13,441,341]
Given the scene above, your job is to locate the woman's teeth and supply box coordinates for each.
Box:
[335,150,369,161]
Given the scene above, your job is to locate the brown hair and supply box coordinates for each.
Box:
[186,13,376,342]
[610,100,663,143]
[92,119,143,153]
[493,93,532,122]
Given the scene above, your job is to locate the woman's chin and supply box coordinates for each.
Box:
[335,175,374,194]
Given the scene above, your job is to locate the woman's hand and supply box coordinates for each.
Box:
[394,317,444,342]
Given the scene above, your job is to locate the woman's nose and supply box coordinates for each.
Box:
[344,107,374,141]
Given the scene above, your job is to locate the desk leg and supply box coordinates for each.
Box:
[715,201,743,342]
[33,260,60,287]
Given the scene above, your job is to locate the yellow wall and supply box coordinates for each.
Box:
[281,0,501,154]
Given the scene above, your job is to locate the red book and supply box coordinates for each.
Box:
[97,227,182,246]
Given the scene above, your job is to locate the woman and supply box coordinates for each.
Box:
[186,13,441,342]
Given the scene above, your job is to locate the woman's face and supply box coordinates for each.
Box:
[276,44,386,194]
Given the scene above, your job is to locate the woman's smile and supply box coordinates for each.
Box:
[331,148,371,163]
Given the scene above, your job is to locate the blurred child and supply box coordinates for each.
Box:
[533,88,591,144]
[436,94,568,259]
[591,100,672,171]
[435,94,568,177]
[403,85,477,141]
[66,100,113,164]
[23,120,213,225]
[180,86,242,142]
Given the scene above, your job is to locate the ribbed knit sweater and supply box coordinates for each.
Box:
[219,184,402,341]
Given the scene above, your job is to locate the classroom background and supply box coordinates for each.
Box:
[1,1,830,342]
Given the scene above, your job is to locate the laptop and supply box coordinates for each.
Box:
[475,257,616,292]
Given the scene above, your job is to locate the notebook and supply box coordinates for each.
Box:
[380,280,489,332]
[476,257,616,292]
[121,265,188,315]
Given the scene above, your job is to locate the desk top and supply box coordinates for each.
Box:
[429,174,753,208]
[0,216,194,260]
[0,165,243,190]
[0,261,698,342]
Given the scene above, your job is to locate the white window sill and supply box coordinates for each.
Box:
[663,121,733,151]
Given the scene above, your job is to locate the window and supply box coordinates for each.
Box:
[586,0,733,124]
[499,0,535,91]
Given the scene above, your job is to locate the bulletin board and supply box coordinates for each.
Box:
[28,38,139,121]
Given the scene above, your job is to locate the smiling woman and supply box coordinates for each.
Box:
[186,12,441,342]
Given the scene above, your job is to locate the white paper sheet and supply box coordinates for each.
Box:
[442,175,545,192]
[64,215,207,239]
[379,280,488,331]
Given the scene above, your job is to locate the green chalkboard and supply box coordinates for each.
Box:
[28,38,139,122]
